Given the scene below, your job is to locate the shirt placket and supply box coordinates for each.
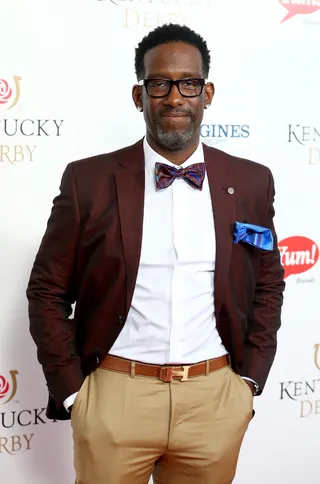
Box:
[168,178,184,363]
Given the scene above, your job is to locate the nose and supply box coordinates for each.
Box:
[163,83,184,108]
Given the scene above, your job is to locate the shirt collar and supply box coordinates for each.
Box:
[143,136,205,178]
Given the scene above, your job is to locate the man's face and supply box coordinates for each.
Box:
[133,42,214,151]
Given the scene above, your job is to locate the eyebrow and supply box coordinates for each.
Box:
[145,72,203,79]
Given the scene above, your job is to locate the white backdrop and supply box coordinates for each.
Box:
[1,0,319,482]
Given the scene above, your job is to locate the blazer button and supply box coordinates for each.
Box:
[117,314,126,325]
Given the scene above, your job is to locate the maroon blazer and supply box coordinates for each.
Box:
[27,139,285,420]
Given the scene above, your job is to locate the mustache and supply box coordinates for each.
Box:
[158,107,193,116]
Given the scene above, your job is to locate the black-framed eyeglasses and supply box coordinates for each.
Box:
[139,78,206,98]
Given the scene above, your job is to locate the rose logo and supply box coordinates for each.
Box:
[0,76,21,109]
[0,79,12,105]
[0,370,18,404]
[0,375,10,399]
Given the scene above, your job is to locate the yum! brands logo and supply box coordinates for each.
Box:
[278,236,319,281]
[279,0,320,23]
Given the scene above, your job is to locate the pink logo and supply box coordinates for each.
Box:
[280,0,320,23]
[278,236,319,278]
[0,375,10,399]
[0,76,21,109]
[0,79,13,106]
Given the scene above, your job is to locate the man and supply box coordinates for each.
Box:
[27,23,285,484]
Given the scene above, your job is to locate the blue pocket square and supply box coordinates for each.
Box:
[233,222,274,251]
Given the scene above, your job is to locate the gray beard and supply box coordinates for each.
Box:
[155,125,194,151]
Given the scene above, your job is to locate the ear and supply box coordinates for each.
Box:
[132,84,143,112]
[204,82,215,108]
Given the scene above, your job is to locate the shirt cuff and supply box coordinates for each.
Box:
[63,392,78,412]
[241,376,260,394]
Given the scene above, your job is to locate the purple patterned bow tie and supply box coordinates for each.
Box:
[155,162,206,190]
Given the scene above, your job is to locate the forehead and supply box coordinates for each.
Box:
[144,42,203,78]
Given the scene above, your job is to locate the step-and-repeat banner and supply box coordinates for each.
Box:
[1,0,319,482]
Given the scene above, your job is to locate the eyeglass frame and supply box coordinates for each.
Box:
[138,78,206,98]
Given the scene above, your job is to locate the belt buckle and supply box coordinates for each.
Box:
[160,365,191,383]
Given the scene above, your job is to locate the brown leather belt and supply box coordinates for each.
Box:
[99,354,230,382]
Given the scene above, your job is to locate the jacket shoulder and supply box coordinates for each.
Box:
[67,140,142,176]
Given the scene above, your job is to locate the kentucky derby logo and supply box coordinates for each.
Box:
[280,0,320,23]
[287,124,320,165]
[0,76,21,109]
[280,345,320,418]
[0,370,18,405]
[315,344,320,370]
[278,236,319,279]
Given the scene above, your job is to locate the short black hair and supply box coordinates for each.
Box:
[134,23,211,81]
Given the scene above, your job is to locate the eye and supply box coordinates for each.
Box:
[180,79,200,89]
[148,80,169,89]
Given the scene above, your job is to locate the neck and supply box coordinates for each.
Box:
[146,132,200,166]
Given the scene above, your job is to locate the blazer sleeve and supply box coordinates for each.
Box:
[240,170,285,393]
[26,163,84,407]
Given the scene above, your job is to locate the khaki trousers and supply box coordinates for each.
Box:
[71,362,253,484]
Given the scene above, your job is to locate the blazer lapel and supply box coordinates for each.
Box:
[114,140,145,314]
[203,144,236,319]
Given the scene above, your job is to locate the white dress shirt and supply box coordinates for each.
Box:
[64,138,256,411]
[110,138,227,363]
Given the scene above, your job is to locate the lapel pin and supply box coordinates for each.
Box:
[227,187,235,195]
